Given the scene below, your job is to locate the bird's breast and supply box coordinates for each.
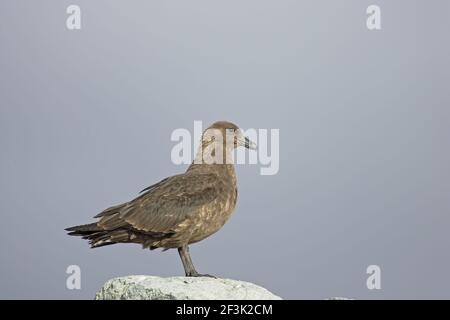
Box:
[187,184,237,243]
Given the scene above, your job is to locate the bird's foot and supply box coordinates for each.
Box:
[186,272,217,278]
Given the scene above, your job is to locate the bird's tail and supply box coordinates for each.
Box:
[65,223,118,248]
[66,222,137,248]
[65,223,101,236]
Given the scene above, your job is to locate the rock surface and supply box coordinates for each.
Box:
[95,275,282,300]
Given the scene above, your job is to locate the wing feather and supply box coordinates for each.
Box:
[97,172,220,233]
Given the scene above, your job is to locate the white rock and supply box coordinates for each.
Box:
[95,275,282,300]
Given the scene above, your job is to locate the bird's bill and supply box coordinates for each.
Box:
[239,136,257,150]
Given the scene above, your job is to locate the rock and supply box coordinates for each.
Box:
[95,275,282,300]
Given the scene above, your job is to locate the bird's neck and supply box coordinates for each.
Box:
[187,162,236,180]
[192,141,236,165]
[187,142,237,183]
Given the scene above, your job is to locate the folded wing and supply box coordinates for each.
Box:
[96,172,220,234]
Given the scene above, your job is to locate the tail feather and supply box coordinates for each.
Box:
[65,223,101,236]
[66,223,134,248]
[66,219,174,249]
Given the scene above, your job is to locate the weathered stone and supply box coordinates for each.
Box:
[95,275,282,300]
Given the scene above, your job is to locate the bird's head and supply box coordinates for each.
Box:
[202,121,257,151]
[194,121,256,165]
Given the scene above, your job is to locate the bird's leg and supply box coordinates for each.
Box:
[177,245,197,276]
[177,245,216,278]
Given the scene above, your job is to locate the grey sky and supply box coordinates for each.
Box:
[0,0,449,299]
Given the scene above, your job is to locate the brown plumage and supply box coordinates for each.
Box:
[66,121,256,277]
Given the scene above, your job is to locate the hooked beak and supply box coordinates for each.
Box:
[242,136,257,150]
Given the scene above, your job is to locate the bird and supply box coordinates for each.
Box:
[65,121,257,277]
